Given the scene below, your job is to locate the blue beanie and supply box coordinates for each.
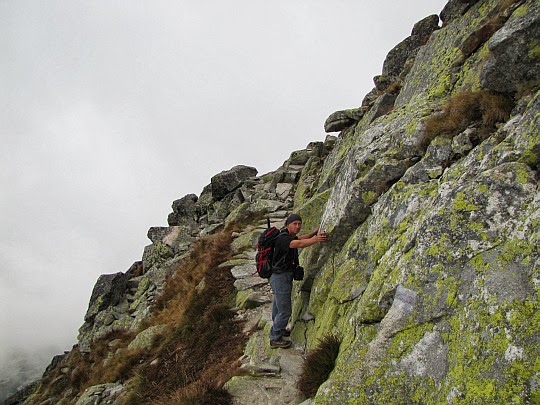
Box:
[285,213,302,225]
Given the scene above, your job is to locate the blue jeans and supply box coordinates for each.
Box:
[269,271,293,341]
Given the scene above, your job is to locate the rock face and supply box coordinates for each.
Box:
[73,141,335,355]
[481,0,540,93]
[296,0,539,403]
[381,14,440,78]
[9,0,539,404]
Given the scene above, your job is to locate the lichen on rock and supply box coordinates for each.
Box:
[12,1,540,404]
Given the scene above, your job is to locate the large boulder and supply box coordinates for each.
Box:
[74,383,124,405]
[77,272,130,352]
[481,1,540,93]
[297,92,540,404]
[211,165,258,200]
[147,225,195,256]
[195,183,214,226]
[128,325,167,350]
[440,0,480,25]
[142,242,174,272]
[382,14,440,77]
[83,272,128,323]
[167,193,198,226]
[324,107,367,133]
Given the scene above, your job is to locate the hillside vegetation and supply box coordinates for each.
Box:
[8,0,539,404]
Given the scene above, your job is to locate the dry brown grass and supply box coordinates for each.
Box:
[499,0,522,13]
[419,90,514,150]
[460,0,523,57]
[297,334,341,399]
[147,229,235,327]
[162,379,234,405]
[384,81,402,95]
[121,228,245,404]
[461,16,506,56]
[29,226,246,405]
[28,330,141,403]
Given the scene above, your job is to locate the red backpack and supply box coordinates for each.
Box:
[255,219,281,278]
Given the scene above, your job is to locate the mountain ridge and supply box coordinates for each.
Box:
[6,0,539,403]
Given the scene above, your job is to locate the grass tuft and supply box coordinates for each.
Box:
[297,334,341,399]
[499,0,522,13]
[419,90,514,150]
[162,379,234,405]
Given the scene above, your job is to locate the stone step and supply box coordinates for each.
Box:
[234,277,268,291]
[230,263,257,279]
[239,361,280,377]
[228,340,305,404]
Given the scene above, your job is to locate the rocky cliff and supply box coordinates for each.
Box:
[8,0,539,404]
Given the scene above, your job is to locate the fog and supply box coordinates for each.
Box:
[0,0,447,399]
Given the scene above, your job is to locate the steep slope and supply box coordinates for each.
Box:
[6,0,539,404]
[286,0,539,403]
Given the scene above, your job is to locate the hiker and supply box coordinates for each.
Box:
[269,213,327,349]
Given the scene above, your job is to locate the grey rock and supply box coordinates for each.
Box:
[276,183,294,200]
[452,128,475,157]
[128,325,167,350]
[167,193,198,226]
[208,189,247,223]
[280,169,301,184]
[83,273,128,323]
[230,263,256,279]
[195,183,214,219]
[362,87,380,108]
[440,0,479,25]
[200,222,224,236]
[411,14,441,37]
[75,383,124,405]
[402,135,454,183]
[147,225,195,255]
[398,331,449,382]
[382,15,439,77]
[211,165,258,200]
[287,149,311,166]
[224,199,286,229]
[234,276,268,291]
[373,74,401,93]
[366,93,398,123]
[142,242,174,272]
[306,141,325,157]
[481,1,540,93]
[239,361,281,377]
[324,107,366,133]
[245,291,272,306]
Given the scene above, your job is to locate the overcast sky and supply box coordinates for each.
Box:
[0,0,448,381]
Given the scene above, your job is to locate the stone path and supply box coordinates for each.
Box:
[225,215,310,405]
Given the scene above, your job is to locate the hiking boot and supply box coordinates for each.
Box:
[281,329,291,337]
[270,339,292,349]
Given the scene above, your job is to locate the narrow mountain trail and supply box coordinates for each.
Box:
[224,214,310,405]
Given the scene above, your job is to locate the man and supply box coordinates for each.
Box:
[269,213,328,349]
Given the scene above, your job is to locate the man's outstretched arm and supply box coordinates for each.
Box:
[290,231,327,248]
[299,226,320,240]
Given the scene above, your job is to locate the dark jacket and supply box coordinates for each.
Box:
[272,229,299,273]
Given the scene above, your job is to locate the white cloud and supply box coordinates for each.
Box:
[0,0,448,394]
